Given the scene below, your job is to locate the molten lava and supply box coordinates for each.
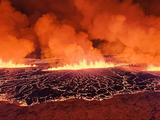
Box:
[0,59,35,68]
[47,59,122,71]
[146,65,160,71]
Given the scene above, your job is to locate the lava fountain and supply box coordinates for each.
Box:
[47,59,125,71]
[146,65,160,71]
[0,59,36,68]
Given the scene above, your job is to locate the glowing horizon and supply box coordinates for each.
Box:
[0,59,36,68]
[47,59,124,71]
[146,65,160,71]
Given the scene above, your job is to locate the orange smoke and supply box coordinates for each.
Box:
[74,0,160,65]
[35,14,103,63]
[0,0,160,66]
[0,0,34,62]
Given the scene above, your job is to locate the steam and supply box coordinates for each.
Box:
[34,14,103,63]
[0,0,34,62]
[74,0,160,64]
[0,0,160,65]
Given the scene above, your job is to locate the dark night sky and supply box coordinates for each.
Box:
[11,0,160,16]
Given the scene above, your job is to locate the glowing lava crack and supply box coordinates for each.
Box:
[0,67,160,106]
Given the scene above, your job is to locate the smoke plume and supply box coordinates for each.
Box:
[0,0,160,65]
[0,0,34,62]
[34,14,103,63]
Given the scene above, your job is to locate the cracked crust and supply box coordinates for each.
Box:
[0,68,160,105]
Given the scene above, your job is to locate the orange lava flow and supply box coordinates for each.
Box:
[146,65,160,71]
[0,59,36,68]
[47,59,124,71]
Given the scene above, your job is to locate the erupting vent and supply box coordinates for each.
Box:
[0,67,159,105]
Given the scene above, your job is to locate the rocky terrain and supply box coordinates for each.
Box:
[0,92,160,120]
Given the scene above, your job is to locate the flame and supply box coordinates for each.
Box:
[47,59,123,71]
[0,59,36,68]
[146,65,160,71]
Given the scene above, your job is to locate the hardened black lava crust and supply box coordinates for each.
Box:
[0,67,160,105]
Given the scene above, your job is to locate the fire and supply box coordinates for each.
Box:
[47,59,122,71]
[146,65,160,71]
[0,59,36,68]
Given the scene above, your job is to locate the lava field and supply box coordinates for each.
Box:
[0,67,160,105]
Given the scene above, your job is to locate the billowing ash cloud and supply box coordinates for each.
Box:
[0,0,160,65]
[73,0,160,64]
[0,0,34,62]
[34,14,103,63]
